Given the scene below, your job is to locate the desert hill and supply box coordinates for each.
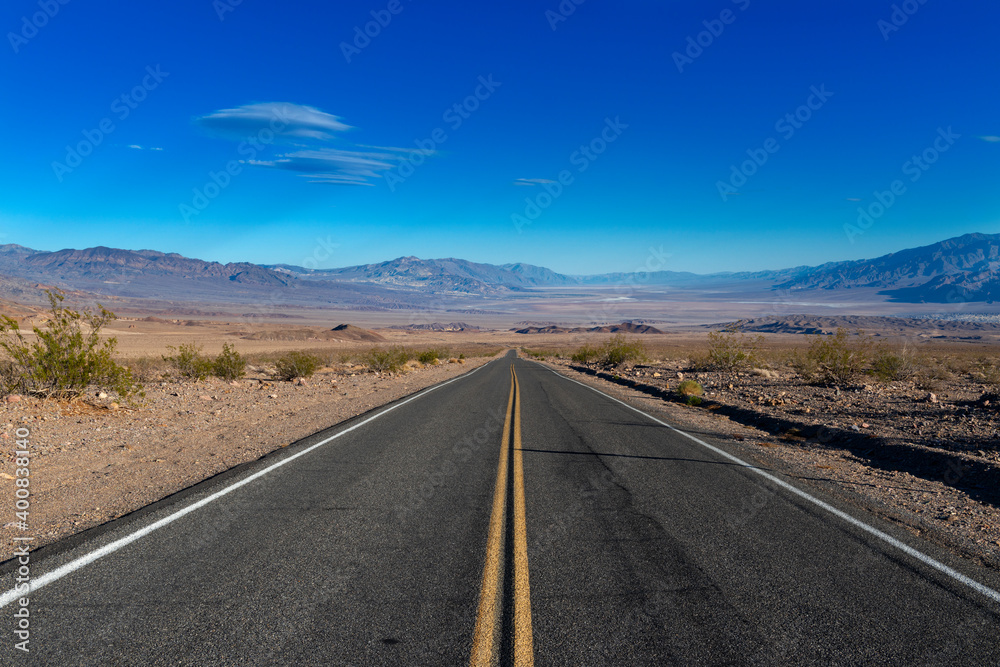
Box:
[329,324,386,342]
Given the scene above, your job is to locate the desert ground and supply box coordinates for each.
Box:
[2,312,999,573]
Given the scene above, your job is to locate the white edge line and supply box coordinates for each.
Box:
[536,362,1000,606]
[0,360,493,608]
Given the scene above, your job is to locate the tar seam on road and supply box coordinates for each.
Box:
[471,364,534,666]
[540,363,1000,606]
[0,361,493,610]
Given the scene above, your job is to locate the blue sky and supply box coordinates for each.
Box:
[2,0,997,275]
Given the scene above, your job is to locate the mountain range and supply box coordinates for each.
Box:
[0,232,998,311]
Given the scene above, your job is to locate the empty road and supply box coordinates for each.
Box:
[3,351,999,664]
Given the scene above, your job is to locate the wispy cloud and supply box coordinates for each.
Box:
[194,102,413,185]
[513,177,556,186]
[128,144,164,151]
[249,147,401,186]
[979,135,1000,143]
[195,102,352,141]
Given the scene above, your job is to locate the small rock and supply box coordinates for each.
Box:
[268,394,278,399]
[5,395,21,404]
[97,391,108,399]
[652,372,661,378]
[676,372,684,381]
[928,393,938,403]
[199,395,212,401]
[109,403,119,410]
[295,378,309,386]
[861,422,869,428]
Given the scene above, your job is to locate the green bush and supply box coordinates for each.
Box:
[796,328,873,385]
[163,343,213,380]
[870,342,918,382]
[0,290,142,400]
[274,351,321,380]
[600,334,647,366]
[417,348,449,364]
[212,343,246,381]
[571,344,601,363]
[702,326,763,371]
[677,379,704,397]
[363,346,410,373]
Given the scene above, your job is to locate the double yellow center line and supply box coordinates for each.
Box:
[470,365,534,666]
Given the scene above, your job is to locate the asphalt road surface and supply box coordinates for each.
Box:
[3,351,999,665]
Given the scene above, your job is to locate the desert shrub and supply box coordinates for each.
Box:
[417,348,449,364]
[914,363,953,391]
[127,356,170,383]
[970,358,1000,386]
[701,326,764,371]
[363,346,410,373]
[212,343,246,381]
[571,344,601,363]
[273,351,321,380]
[520,348,547,360]
[796,328,873,385]
[0,290,142,400]
[677,380,704,397]
[870,342,919,382]
[163,343,213,380]
[600,334,648,366]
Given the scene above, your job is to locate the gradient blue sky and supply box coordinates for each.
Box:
[2,0,997,274]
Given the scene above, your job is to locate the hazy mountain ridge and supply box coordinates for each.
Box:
[1,232,998,307]
[774,233,1000,302]
[16,246,292,287]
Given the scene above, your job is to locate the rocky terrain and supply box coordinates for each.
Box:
[711,315,1000,340]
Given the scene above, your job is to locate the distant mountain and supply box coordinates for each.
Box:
[513,322,665,334]
[1,232,999,311]
[387,322,481,331]
[269,256,579,293]
[775,233,1000,302]
[15,246,291,286]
